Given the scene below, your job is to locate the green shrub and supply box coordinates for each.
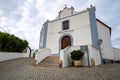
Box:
[0,32,28,52]
[70,50,84,60]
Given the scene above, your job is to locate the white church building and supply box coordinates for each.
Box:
[37,6,115,67]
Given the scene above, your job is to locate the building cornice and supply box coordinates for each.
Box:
[49,10,88,23]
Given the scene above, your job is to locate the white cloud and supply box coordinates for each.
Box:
[0,0,41,49]
[0,0,120,49]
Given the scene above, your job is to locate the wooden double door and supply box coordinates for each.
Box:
[61,36,71,49]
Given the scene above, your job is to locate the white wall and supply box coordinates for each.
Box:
[97,21,114,59]
[113,48,120,60]
[88,45,101,66]
[0,52,29,62]
[46,10,92,54]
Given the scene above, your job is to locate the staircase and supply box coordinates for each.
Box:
[38,56,60,68]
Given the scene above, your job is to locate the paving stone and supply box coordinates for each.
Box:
[0,58,120,80]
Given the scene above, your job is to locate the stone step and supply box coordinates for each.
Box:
[40,61,59,63]
[45,56,59,60]
[44,56,59,61]
[39,63,59,66]
[39,65,59,68]
[42,58,59,61]
[38,56,60,68]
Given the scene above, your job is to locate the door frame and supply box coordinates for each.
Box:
[59,33,73,54]
[61,36,71,49]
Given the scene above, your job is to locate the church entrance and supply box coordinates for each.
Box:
[61,36,71,49]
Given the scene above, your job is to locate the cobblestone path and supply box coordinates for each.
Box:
[0,58,120,80]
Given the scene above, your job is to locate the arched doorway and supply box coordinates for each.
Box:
[61,36,71,49]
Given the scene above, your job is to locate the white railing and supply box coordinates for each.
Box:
[35,48,51,64]
[0,52,29,62]
[60,46,72,68]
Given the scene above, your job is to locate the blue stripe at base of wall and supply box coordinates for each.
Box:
[51,54,59,56]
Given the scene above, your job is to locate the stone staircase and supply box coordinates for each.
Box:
[38,56,60,68]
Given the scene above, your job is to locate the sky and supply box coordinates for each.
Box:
[0,0,120,49]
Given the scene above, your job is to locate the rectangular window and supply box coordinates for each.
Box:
[63,20,69,30]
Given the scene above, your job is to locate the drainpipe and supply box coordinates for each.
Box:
[86,48,90,66]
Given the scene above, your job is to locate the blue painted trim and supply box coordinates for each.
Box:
[88,8,99,49]
[52,54,59,56]
[58,33,73,54]
[42,22,48,48]
[39,27,45,48]
[39,31,42,48]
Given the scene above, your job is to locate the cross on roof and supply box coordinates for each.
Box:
[65,4,67,7]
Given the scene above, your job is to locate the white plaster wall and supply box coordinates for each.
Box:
[73,27,91,46]
[46,33,60,54]
[97,21,114,59]
[88,45,101,66]
[113,48,120,60]
[46,11,92,54]
[0,52,29,62]
[70,12,90,29]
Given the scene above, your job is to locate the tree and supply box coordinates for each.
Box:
[0,32,28,52]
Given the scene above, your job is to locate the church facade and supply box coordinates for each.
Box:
[39,6,114,66]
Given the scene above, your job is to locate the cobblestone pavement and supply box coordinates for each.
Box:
[0,58,120,80]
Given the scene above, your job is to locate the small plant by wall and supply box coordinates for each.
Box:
[70,50,84,67]
[70,50,84,60]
